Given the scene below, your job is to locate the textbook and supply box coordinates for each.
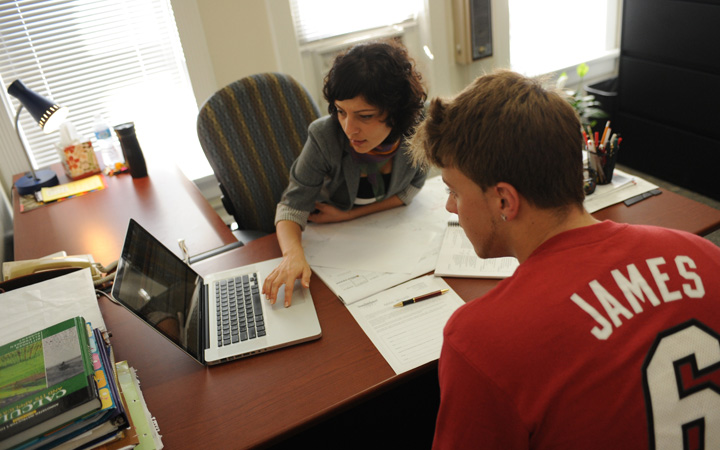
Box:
[25,327,130,450]
[0,317,102,450]
[434,221,519,278]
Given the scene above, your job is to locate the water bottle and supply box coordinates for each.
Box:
[114,122,148,178]
[93,115,124,171]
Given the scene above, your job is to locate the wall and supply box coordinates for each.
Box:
[172,0,617,204]
[174,0,618,123]
[173,0,509,111]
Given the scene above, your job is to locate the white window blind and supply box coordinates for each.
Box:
[0,0,203,177]
[289,0,421,45]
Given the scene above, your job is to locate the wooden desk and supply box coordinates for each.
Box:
[11,166,720,449]
[591,188,720,236]
[12,163,237,264]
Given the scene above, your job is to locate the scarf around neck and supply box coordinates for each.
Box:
[349,140,400,201]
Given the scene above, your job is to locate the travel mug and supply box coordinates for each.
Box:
[113,122,148,178]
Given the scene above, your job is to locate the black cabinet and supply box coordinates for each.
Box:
[616,0,720,200]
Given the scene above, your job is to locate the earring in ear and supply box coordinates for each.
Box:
[501,214,507,222]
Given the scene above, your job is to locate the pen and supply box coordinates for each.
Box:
[600,121,610,149]
[393,289,449,307]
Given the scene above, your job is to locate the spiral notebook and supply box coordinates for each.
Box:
[434,221,519,278]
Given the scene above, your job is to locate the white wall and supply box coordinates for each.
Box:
[171,0,618,190]
[172,0,519,112]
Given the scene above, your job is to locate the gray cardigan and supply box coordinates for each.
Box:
[275,115,427,230]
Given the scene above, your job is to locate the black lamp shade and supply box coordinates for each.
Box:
[7,79,67,132]
[7,79,67,195]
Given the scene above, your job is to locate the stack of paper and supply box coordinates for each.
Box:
[0,270,163,450]
[583,169,658,213]
[0,269,106,341]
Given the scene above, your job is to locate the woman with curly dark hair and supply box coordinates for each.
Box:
[263,39,428,307]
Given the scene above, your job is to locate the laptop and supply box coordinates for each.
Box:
[111,219,322,365]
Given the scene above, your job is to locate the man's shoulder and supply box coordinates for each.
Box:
[623,222,720,252]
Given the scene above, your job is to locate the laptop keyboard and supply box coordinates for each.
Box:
[214,273,266,347]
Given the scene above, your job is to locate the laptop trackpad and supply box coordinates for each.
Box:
[269,279,307,310]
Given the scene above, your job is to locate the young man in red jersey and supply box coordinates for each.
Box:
[410,70,720,449]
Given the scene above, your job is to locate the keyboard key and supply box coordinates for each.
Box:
[214,274,267,345]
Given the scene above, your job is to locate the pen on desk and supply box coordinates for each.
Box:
[393,289,449,308]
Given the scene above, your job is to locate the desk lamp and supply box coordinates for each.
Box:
[7,79,69,195]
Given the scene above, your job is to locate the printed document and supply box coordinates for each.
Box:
[305,176,452,304]
[346,275,464,374]
[304,225,433,273]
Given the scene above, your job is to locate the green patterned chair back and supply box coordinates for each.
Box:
[197,73,321,233]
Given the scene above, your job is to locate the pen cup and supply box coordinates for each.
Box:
[583,165,597,195]
[588,148,619,185]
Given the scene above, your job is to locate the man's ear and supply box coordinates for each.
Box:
[494,182,520,221]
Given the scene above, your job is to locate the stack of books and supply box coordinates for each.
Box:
[0,316,161,450]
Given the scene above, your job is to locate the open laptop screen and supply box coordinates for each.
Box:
[112,219,204,360]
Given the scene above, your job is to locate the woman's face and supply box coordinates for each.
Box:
[335,96,392,153]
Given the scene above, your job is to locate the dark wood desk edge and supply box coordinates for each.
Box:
[591,188,720,237]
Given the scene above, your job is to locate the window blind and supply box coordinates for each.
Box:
[0,0,198,172]
[289,0,421,45]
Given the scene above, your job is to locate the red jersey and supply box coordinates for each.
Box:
[434,221,720,449]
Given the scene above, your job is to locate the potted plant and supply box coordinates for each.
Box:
[557,63,609,132]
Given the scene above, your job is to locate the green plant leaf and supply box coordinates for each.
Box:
[585,107,609,119]
[577,63,589,79]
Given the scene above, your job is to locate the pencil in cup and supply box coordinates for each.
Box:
[585,124,621,186]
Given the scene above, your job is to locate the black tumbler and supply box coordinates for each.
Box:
[114,122,148,178]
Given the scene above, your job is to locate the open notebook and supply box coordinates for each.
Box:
[434,221,519,278]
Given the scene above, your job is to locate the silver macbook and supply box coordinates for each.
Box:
[111,219,322,365]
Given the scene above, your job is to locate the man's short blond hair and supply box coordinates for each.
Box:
[410,70,584,209]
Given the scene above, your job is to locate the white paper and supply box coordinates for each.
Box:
[434,224,519,278]
[0,268,105,345]
[584,169,658,213]
[306,176,452,304]
[346,275,464,374]
[304,225,434,273]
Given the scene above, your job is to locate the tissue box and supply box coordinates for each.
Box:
[58,141,101,180]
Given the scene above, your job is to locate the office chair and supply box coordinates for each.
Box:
[197,73,321,237]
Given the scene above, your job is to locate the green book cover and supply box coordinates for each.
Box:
[0,317,101,449]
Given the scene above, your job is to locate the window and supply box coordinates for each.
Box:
[289,0,422,45]
[508,0,620,77]
[0,0,208,184]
